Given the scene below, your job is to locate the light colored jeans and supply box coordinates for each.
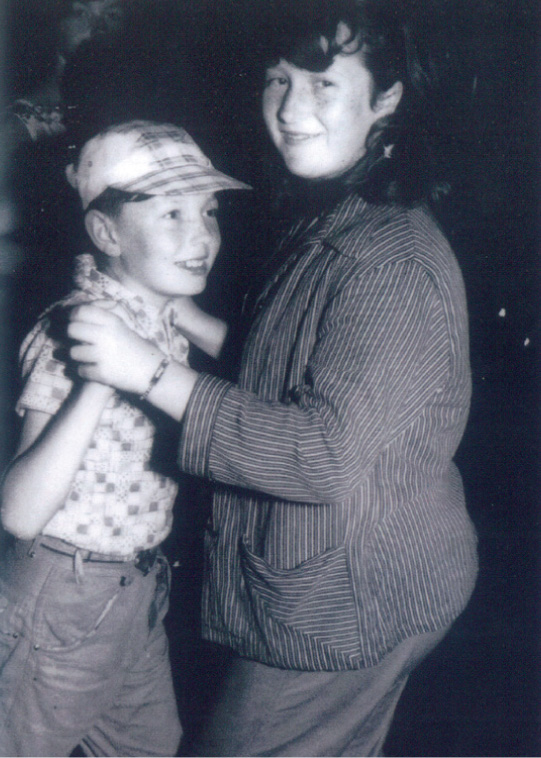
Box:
[0,535,181,757]
[193,626,449,757]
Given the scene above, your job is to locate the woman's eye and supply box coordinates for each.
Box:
[265,76,287,88]
[164,210,180,220]
[206,207,219,218]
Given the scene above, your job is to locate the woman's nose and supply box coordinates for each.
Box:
[277,83,312,123]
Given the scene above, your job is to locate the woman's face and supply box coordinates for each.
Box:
[263,38,399,181]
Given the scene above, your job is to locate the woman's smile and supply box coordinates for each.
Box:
[280,129,322,143]
[263,51,400,180]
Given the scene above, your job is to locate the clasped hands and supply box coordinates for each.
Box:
[67,300,169,396]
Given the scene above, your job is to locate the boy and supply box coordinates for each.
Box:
[0,120,250,757]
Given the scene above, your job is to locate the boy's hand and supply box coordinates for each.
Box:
[171,296,228,359]
[68,301,165,395]
[171,296,198,333]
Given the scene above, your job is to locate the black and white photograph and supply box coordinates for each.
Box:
[0,1,538,756]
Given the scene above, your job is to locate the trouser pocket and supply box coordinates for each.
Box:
[148,555,171,631]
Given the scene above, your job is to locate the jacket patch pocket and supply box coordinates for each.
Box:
[240,541,362,669]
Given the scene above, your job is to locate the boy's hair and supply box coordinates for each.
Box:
[86,187,151,218]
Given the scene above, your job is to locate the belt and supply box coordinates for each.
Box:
[32,534,159,576]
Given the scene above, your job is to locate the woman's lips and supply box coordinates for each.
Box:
[280,130,321,144]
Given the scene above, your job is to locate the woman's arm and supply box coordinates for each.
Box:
[67,261,456,505]
[173,297,228,359]
[179,260,452,503]
[1,381,114,540]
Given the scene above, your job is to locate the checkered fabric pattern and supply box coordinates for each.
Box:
[66,120,251,209]
[16,254,190,557]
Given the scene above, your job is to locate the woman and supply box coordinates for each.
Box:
[67,0,478,754]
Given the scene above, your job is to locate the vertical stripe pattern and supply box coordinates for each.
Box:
[179,195,478,670]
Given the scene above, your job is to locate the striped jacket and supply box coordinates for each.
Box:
[179,194,478,670]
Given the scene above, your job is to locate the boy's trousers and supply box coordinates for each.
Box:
[0,534,182,757]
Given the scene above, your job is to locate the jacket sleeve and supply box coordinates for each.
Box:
[179,259,452,503]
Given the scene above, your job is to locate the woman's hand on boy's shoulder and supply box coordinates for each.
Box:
[67,301,165,396]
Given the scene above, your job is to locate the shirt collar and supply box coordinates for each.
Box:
[72,254,187,353]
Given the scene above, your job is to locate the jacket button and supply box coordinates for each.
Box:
[288,385,305,403]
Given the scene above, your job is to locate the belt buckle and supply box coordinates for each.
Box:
[134,548,157,576]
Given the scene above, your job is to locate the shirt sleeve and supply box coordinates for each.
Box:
[179,259,453,503]
[16,315,74,418]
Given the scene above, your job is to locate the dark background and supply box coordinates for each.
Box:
[0,1,539,755]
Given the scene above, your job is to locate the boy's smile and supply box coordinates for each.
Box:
[102,193,221,310]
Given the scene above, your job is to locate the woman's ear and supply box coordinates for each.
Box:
[374,81,403,117]
[84,210,121,257]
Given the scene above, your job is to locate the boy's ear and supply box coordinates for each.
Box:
[374,80,403,117]
[84,210,121,257]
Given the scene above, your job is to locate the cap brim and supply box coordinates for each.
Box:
[112,164,251,196]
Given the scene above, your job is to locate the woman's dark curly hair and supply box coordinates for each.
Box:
[254,0,447,208]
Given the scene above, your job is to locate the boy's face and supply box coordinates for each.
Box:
[104,193,221,309]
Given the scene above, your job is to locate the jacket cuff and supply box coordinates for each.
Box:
[178,373,232,479]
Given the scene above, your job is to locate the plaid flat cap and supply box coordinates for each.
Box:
[66,120,251,209]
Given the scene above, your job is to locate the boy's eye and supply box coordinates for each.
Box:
[315,79,334,89]
[164,210,181,220]
[206,207,219,218]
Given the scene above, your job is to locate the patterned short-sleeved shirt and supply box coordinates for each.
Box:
[16,254,190,557]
